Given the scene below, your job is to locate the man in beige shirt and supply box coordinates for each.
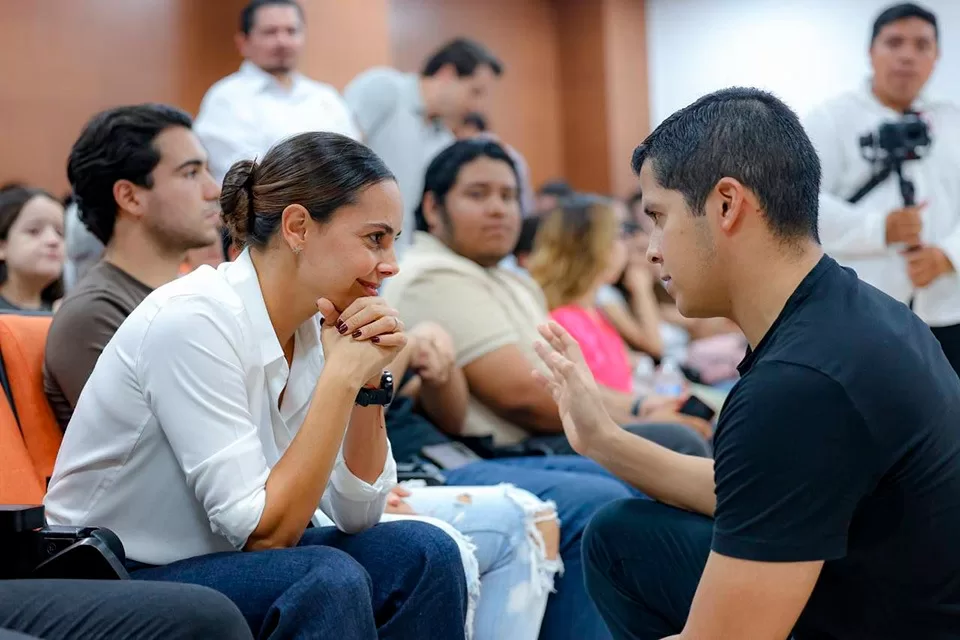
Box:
[383,138,709,457]
[45,104,221,429]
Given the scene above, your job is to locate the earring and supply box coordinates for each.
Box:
[292,245,302,255]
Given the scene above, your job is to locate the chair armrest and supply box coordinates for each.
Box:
[0,504,129,580]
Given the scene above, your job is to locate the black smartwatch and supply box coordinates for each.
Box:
[355,370,394,407]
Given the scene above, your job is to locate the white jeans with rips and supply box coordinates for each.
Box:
[381,483,562,640]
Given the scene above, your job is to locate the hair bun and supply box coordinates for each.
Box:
[220,159,258,247]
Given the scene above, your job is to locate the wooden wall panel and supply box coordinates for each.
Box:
[301,0,393,91]
[389,0,564,189]
[554,0,611,194]
[0,0,649,196]
[178,0,248,114]
[0,0,246,194]
[604,0,651,197]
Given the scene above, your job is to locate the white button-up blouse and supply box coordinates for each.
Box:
[44,249,396,565]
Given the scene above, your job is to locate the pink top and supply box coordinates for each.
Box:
[550,305,632,393]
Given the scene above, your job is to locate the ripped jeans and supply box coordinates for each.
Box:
[382,484,561,640]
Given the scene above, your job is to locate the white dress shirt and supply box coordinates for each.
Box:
[44,249,396,566]
[805,83,960,327]
[195,61,361,183]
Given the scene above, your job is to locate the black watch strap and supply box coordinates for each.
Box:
[355,370,394,406]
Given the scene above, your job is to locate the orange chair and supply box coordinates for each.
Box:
[0,313,132,579]
[0,314,61,499]
[0,387,45,504]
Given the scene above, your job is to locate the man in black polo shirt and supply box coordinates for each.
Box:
[531,86,960,639]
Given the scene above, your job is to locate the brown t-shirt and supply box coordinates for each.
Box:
[44,261,153,430]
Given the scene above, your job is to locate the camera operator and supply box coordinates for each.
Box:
[805,3,960,374]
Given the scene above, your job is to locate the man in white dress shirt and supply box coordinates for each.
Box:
[805,3,960,373]
[194,0,359,183]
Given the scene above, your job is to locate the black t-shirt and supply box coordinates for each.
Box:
[712,255,960,640]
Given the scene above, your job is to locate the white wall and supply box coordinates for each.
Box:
[646,0,960,125]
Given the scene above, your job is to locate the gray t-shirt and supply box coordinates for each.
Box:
[44,261,153,429]
[344,68,455,253]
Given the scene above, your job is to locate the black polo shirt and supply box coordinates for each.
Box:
[713,255,960,639]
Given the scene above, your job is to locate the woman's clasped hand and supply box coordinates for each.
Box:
[318,296,407,386]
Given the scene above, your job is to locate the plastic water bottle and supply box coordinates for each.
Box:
[654,356,685,397]
[632,354,656,394]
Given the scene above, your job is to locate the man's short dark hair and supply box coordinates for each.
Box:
[240,0,304,35]
[67,104,193,245]
[871,3,938,45]
[415,139,518,233]
[632,87,821,243]
[537,180,574,199]
[422,38,503,78]
[463,112,488,132]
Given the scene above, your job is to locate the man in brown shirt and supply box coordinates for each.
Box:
[44,104,222,429]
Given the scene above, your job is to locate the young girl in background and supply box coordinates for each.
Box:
[0,187,65,311]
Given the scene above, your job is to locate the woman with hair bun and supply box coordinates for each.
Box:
[45,131,468,639]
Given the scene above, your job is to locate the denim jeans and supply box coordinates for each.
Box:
[583,499,714,640]
[0,580,252,640]
[130,520,467,639]
[446,458,637,640]
[529,422,712,458]
[390,484,562,640]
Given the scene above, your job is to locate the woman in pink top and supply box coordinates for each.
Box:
[530,195,714,440]
[528,195,637,393]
